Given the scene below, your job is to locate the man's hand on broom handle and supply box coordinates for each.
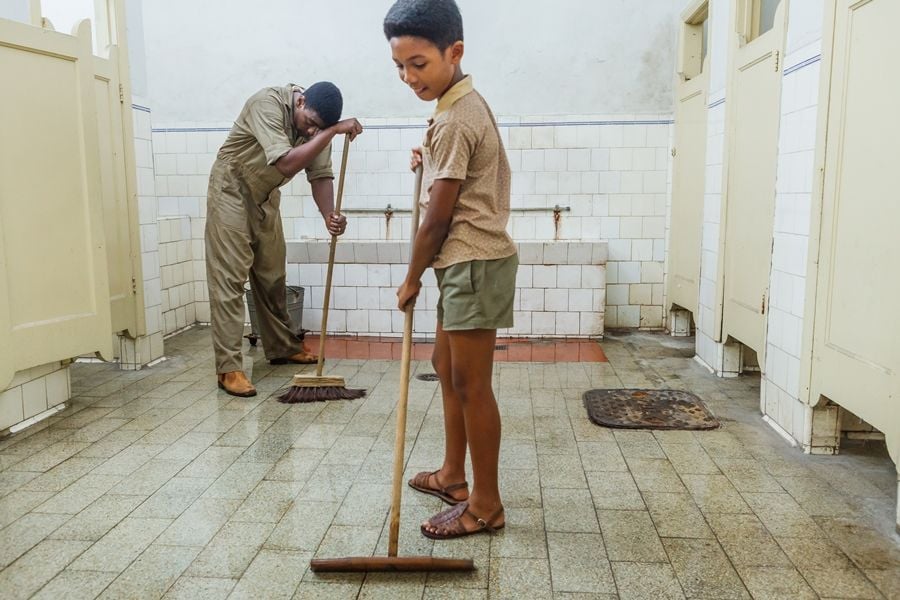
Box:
[325,212,347,236]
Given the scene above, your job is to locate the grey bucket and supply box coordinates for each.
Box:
[244,285,304,347]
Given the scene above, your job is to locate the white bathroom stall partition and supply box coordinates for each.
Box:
[0,2,144,418]
[718,0,789,363]
[94,44,145,339]
[93,0,146,340]
[667,0,711,319]
[803,0,900,481]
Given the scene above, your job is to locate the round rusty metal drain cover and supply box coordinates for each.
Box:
[583,389,720,430]
[416,373,440,382]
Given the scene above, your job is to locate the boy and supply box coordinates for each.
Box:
[206,82,363,397]
[384,0,518,539]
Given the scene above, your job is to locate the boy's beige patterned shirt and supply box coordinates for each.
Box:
[420,76,517,269]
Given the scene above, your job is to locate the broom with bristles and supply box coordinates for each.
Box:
[278,134,366,403]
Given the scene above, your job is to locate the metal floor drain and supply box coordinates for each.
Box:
[416,373,440,381]
[583,389,720,430]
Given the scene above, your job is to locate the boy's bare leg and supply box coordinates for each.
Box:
[424,328,505,533]
[425,323,469,501]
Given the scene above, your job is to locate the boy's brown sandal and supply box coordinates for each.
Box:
[420,501,505,540]
[408,470,469,505]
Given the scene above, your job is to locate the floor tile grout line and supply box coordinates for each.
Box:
[652,430,761,595]
[611,346,739,598]
[768,527,887,599]
[4,327,898,599]
[572,386,622,599]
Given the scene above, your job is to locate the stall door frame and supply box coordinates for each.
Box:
[667,0,711,319]
[716,0,789,365]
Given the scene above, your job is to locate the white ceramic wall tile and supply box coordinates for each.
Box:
[21,378,47,417]
[281,240,606,338]
[127,105,167,366]
[695,97,728,369]
[158,216,198,336]
[545,289,569,312]
[152,115,669,327]
[0,363,69,431]
[762,43,823,440]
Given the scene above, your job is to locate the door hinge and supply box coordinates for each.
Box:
[761,292,767,315]
[131,277,138,295]
[671,147,677,157]
[773,50,780,72]
[119,84,125,103]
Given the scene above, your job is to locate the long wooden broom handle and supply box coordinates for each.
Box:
[315,134,351,377]
[388,165,424,557]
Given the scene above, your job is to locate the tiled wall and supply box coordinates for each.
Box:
[158,217,198,336]
[285,241,607,338]
[691,2,830,450]
[0,364,70,432]
[761,3,825,447]
[124,100,165,366]
[502,118,670,329]
[151,115,672,329]
[695,99,731,374]
[694,0,742,376]
[662,122,675,331]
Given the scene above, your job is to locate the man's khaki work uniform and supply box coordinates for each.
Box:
[206,84,333,374]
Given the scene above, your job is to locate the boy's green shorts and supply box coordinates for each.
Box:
[434,253,519,331]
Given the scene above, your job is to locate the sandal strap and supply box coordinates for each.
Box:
[465,505,505,533]
[441,481,469,493]
[411,470,438,488]
[430,471,468,495]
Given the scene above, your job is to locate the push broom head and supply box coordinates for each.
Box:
[277,374,366,403]
[309,556,475,573]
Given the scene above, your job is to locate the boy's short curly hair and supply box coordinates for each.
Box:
[383,0,464,51]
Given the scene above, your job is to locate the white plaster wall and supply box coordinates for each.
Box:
[785,1,825,54]
[125,0,148,98]
[39,0,93,32]
[141,0,683,123]
[0,0,28,22]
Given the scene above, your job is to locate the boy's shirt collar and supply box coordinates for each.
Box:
[432,75,474,119]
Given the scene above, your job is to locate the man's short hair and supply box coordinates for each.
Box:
[304,82,343,127]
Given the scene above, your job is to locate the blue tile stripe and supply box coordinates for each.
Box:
[698,54,820,109]
[783,54,821,76]
[152,127,232,133]
[132,104,151,113]
[151,118,673,134]
[503,119,674,127]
